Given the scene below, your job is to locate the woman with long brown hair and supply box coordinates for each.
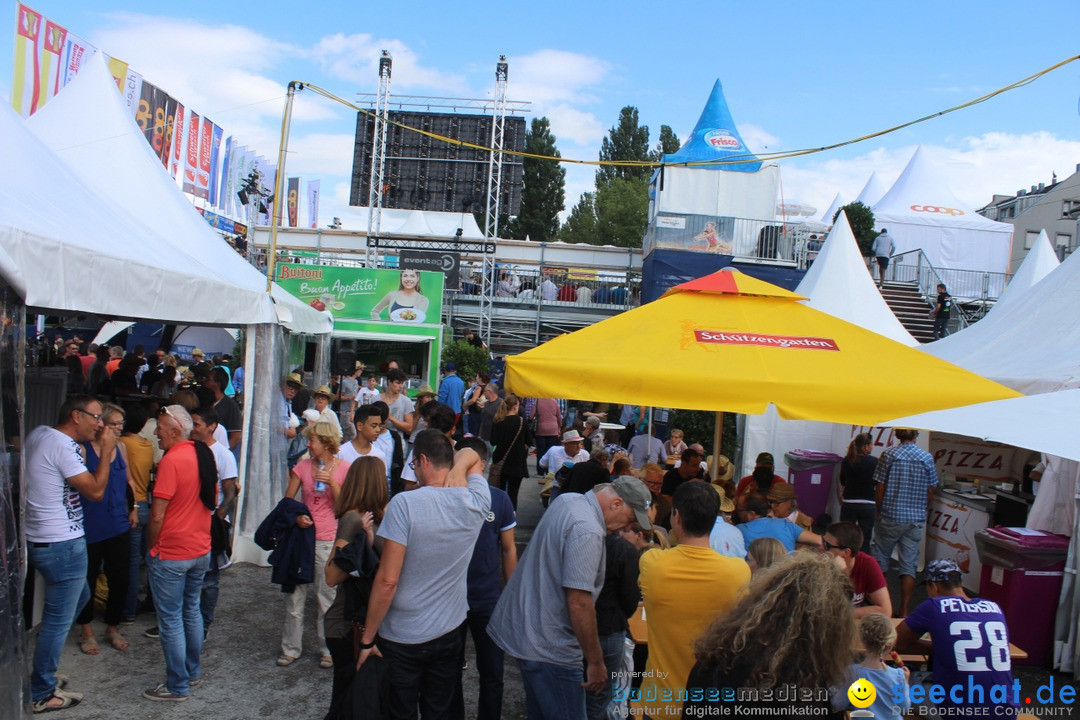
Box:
[683,553,855,718]
[323,456,389,719]
[489,394,532,509]
[838,432,877,554]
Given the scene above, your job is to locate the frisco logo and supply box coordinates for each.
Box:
[703,129,743,151]
[279,265,324,281]
[694,330,840,351]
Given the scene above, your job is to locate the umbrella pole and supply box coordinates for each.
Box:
[712,411,724,482]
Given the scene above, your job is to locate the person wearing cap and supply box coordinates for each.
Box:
[310,385,343,440]
[766,482,813,530]
[735,452,786,498]
[538,430,589,477]
[409,384,436,445]
[281,373,305,439]
[487,476,651,720]
[708,484,745,558]
[638,481,751,720]
[873,428,938,617]
[737,491,822,553]
[822,521,891,618]
[895,559,1017,712]
[435,362,465,416]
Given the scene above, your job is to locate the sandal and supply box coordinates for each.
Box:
[77,635,100,655]
[320,655,333,669]
[105,630,129,651]
[32,691,81,713]
[276,655,297,667]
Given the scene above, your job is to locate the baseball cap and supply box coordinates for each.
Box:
[444,362,456,372]
[924,558,963,583]
[612,476,652,530]
[756,452,775,467]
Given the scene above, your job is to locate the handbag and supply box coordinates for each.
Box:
[488,416,524,487]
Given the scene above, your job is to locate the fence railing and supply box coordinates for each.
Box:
[884,249,1011,331]
[644,213,824,267]
[455,266,642,311]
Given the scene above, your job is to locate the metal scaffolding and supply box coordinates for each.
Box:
[478,56,509,347]
[365,50,393,267]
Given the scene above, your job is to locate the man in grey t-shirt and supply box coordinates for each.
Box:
[357,430,490,719]
[487,476,653,720]
[337,362,361,443]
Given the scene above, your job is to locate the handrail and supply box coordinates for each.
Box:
[877,249,978,331]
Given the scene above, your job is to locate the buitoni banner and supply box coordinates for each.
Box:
[275,264,444,324]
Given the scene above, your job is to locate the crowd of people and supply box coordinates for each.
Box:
[24,346,1022,718]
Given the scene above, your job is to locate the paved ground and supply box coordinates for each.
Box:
[32,471,1079,717]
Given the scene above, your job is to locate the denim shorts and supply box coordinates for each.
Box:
[873,518,924,578]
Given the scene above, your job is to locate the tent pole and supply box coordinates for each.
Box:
[712,411,724,482]
[265,81,299,293]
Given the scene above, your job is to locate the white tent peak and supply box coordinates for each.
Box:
[818,192,846,225]
[854,173,887,208]
[989,230,1059,318]
[796,211,917,346]
[28,52,330,333]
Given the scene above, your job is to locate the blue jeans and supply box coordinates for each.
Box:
[148,553,209,695]
[586,632,628,720]
[873,518,924,578]
[516,657,586,720]
[29,538,90,702]
[200,568,220,630]
[124,503,151,619]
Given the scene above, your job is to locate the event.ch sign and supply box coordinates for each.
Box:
[276,264,444,324]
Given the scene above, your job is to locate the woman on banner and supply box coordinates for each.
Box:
[371,270,429,321]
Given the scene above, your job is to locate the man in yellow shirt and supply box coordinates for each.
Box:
[637,481,751,719]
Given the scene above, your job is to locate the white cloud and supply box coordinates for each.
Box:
[779,133,1080,221]
[310,33,468,93]
[508,50,609,106]
[544,104,605,146]
[739,124,780,154]
[286,133,357,176]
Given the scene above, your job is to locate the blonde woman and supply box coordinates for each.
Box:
[745,537,786,575]
[371,269,429,320]
[278,422,350,669]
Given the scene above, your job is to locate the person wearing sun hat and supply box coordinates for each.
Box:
[306,385,343,440]
[708,483,745,558]
[280,373,305,439]
[767,482,813,530]
[537,429,589,476]
[487,475,651,718]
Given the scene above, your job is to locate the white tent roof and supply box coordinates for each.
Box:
[0,102,269,324]
[854,173,887,208]
[817,192,845,225]
[27,53,330,334]
[339,207,485,239]
[989,230,1059,318]
[923,243,1080,394]
[796,212,917,346]
[871,146,1012,276]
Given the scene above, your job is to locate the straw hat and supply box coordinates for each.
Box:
[766,482,797,503]
[285,372,305,389]
[561,430,583,443]
[710,454,734,484]
[312,384,333,398]
[711,484,736,513]
[415,384,436,399]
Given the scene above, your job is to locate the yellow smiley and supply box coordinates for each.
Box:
[847,678,876,709]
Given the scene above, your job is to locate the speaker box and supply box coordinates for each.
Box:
[333,350,357,376]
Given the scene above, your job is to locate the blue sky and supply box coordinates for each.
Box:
[5,1,1080,225]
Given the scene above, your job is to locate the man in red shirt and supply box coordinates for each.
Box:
[144,404,213,702]
[823,521,892,618]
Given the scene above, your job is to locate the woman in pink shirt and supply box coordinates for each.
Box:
[278,421,350,669]
[533,397,562,476]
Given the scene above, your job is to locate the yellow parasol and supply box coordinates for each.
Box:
[505,269,1021,426]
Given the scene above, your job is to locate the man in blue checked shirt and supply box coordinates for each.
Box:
[873,428,939,617]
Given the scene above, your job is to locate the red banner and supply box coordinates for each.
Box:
[170,103,185,177]
[693,331,840,351]
[195,116,212,199]
[182,110,200,195]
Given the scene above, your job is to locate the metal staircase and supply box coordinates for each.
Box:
[878,281,936,343]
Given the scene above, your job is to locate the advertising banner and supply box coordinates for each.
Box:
[929,433,1016,481]
[136,81,167,156]
[12,3,42,116]
[182,110,200,195]
[287,177,300,227]
[275,264,444,324]
[59,31,91,89]
[160,95,178,168]
[121,67,143,117]
[217,136,233,211]
[37,18,66,114]
[195,116,213,199]
[307,180,320,228]
[170,102,186,178]
[926,493,991,589]
[105,55,128,92]
[208,123,223,206]
[399,249,459,288]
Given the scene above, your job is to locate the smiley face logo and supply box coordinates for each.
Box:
[847,678,876,709]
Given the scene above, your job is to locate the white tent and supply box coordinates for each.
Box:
[817,192,846,225]
[871,146,1012,279]
[854,173,887,208]
[27,52,330,334]
[741,213,918,477]
[339,207,485,239]
[987,230,1059,318]
[0,102,264,324]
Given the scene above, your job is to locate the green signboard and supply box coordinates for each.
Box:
[276,264,444,325]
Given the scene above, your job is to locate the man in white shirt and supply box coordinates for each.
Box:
[26,395,115,712]
[540,277,558,301]
[338,403,388,467]
[190,407,239,635]
[538,430,591,476]
[357,374,381,407]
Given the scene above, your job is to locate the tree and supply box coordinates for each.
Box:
[651,125,681,161]
[596,106,651,187]
[594,177,649,248]
[558,192,598,244]
[440,340,489,382]
[834,202,878,257]
[508,117,565,242]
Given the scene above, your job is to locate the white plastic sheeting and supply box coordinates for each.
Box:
[27,52,330,335]
[339,207,485,239]
[988,230,1059,319]
[652,165,780,219]
[872,147,1012,276]
[740,213,918,478]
